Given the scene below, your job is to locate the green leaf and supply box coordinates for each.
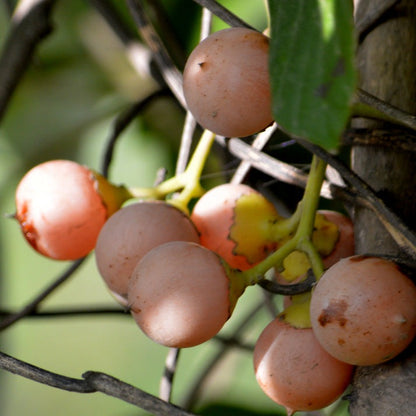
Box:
[268,0,357,150]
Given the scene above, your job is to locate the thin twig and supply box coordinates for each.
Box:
[89,0,156,80]
[0,258,86,331]
[231,124,277,184]
[226,138,319,194]
[258,269,316,295]
[100,88,170,177]
[0,306,128,319]
[354,88,416,131]
[181,300,265,410]
[144,0,188,66]
[174,7,213,175]
[83,371,196,415]
[213,334,255,352]
[0,351,196,415]
[354,0,400,41]
[159,348,181,401]
[176,113,198,174]
[200,4,214,38]
[296,138,416,260]
[0,351,95,392]
[190,0,255,30]
[0,0,57,121]
[88,0,136,44]
[126,0,185,107]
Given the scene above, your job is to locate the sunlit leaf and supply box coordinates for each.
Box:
[268,0,357,150]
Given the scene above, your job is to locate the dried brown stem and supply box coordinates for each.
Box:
[0,258,85,331]
[126,0,185,107]
[0,351,196,415]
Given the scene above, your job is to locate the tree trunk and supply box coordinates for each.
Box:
[348,0,416,414]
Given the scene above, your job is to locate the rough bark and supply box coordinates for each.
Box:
[349,0,416,414]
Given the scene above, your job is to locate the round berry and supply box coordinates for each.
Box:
[128,241,234,348]
[15,160,107,260]
[183,27,273,137]
[254,318,353,414]
[191,183,279,270]
[95,201,199,299]
[310,255,416,366]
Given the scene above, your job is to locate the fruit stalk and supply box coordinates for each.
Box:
[154,129,216,212]
[237,155,327,286]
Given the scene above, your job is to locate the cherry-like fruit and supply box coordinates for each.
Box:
[254,317,354,415]
[127,241,246,348]
[183,27,273,137]
[191,183,279,270]
[15,160,108,260]
[310,255,416,366]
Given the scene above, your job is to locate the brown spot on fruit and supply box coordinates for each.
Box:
[318,300,348,327]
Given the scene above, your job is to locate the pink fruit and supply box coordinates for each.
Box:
[254,318,353,414]
[191,183,279,270]
[95,201,199,298]
[183,27,273,137]
[15,160,107,260]
[128,241,238,348]
[310,255,416,366]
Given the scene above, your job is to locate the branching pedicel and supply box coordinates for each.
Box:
[1,1,416,416]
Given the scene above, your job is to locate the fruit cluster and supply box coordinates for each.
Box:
[13,27,416,415]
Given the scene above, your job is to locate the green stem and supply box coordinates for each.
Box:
[294,156,326,279]
[156,130,216,212]
[128,186,165,200]
[236,155,327,287]
[269,201,302,241]
[125,130,215,212]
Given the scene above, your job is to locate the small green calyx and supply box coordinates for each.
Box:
[229,193,279,264]
[222,260,255,316]
[93,171,133,217]
[279,293,312,329]
[280,250,311,282]
[312,213,340,256]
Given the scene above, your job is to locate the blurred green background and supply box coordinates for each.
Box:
[0,1,349,415]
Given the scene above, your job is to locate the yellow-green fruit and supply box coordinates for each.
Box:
[191,183,279,270]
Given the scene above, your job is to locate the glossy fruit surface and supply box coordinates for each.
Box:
[128,241,232,348]
[95,201,199,298]
[310,255,416,365]
[15,160,107,260]
[183,27,273,137]
[254,318,353,414]
[191,183,278,270]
